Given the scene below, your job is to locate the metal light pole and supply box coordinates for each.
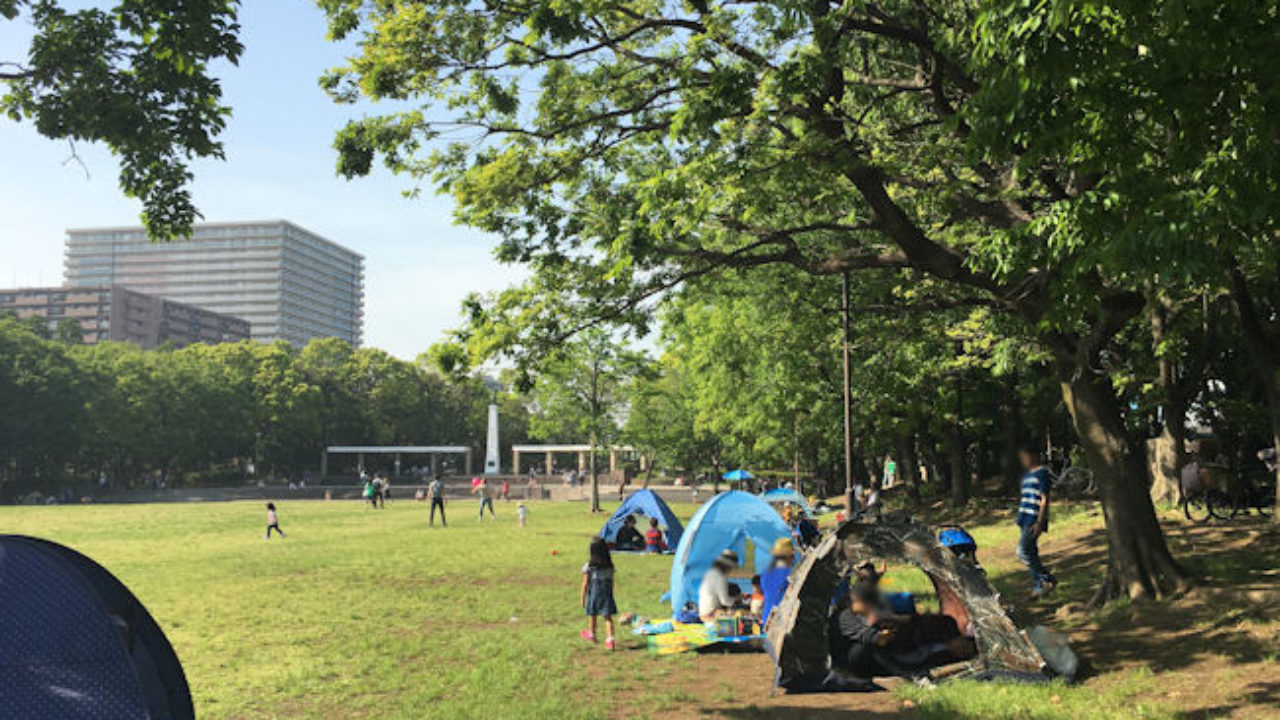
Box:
[842,272,854,515]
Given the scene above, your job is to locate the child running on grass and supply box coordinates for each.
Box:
[265,502,286,539]
[580,537,617,650]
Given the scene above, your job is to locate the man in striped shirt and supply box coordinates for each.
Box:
[1016,446,1057,598]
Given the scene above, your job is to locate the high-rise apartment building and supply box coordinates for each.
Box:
[64,220,364,346]
[0,285,251,348]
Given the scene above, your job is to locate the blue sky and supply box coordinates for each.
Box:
[0,1,523,359]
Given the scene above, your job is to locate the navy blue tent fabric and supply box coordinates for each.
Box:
[0,535,193,720]
[668,491,793,611]
[600,488,684,551]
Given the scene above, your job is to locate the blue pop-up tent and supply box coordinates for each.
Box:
[761,488,816,518]
[600,488,684,551]
[0,535,193,720]
[668,491,793,611]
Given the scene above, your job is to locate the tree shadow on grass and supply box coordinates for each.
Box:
[701,707,903,720]
[1170,679,1280,719]
[984,519,1279,675]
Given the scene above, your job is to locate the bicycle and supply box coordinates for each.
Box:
[1207,470,1275,521]
[1047,449,1096,497]
[1180,485,1218,523]
[1180,462,1274,522]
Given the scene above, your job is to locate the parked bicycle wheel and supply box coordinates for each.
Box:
[1058,467,1095,497]
[1182,492,1213,523]
[1206,489,1238,520]
[1252,488,1274,518]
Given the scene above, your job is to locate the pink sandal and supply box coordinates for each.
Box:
[605,637,615,650]
[579,629,597,643]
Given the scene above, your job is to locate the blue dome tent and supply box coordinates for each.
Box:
[0,535,193,720]
[600,488,684,551]
[668,491,793,611]
[761,488,815,518]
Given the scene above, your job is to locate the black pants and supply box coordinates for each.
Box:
[267,523,285,538]
[430,498,446,526]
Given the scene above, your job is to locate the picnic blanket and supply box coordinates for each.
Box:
[638,620,764,656]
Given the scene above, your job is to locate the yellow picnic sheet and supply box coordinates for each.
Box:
[644,620,763,656]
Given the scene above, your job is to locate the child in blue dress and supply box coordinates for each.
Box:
[580,537,617,650]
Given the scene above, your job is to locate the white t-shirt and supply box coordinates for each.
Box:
[698,565,735,618]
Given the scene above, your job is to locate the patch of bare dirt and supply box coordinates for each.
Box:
[580,649,905,719]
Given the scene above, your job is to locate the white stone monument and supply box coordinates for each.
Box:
[484,403,500,474]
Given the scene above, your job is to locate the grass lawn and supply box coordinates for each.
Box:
[1,496,1276,719]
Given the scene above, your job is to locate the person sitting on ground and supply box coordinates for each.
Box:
[830,580,974,681]
[749,575,765,618]
[863,481,882,519]
[698,549,741,622]
[829,580,896,679]
[760,537,796,627]
[614,515,646,551]
[644,517,666,554]
[794,513,820,548]
[854,560,883,585]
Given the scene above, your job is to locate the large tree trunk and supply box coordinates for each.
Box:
[1148,299,1203,505]
[1148,427,1185,506]
[1226,260,1280,523]
[1060,368,1193,603]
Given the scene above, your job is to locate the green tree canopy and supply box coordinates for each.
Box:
[527,328,646,511]
[316,0,1280,600]
[2,0,242,238]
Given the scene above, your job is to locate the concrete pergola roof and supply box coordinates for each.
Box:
[322,445,474,477]
[510,444,635,452]
[326,446,470,454]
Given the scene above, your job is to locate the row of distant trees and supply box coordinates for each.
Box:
[7,0,1280,602]
[0,317,530,499]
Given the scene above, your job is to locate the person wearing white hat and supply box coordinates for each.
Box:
[698,549,741,622]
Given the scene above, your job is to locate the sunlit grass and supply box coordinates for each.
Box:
[0,499,684,720]
[897,672,1173,720]
[1,497,1263,720]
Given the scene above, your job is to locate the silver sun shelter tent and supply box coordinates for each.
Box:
[765,520,1047,690]
[0,535,194,720]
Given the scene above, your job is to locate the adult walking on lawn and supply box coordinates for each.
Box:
[1016,446,1057,598]
[473,477,496,521]
[428,475,446,527]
